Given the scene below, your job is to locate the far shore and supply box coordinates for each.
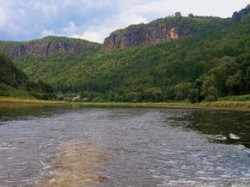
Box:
[0,97,249,112]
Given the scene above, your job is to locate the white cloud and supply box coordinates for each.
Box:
[124,0,172,17]
[62,21,80,35]
[69,10,148,43]
[42,4,58,18]
[41,29,55,37]
[29,1,58,18]
[78,31,104,43]
[0,0,249,42]
[80,0,113,9]
[56,0,250,43]
[0,8,8,28]
[0,4,26,36]
[62,0,74,7]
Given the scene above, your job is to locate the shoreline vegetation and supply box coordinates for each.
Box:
[0,97,249,112]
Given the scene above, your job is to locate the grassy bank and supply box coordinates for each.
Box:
[74,102,198,109]
[0,97,195,109]
[0,97,65,106]
[0,97,250,111]
[77,101,250,111]
[219,94,250,101]
[200,100,250,111]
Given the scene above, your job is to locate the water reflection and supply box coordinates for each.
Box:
[168,109,250,148]
[0,107,250,186]
[0,103,72,121]
[37,140,108,187]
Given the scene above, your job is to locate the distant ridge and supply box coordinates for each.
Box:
[103,5,250,51]
[0,5,250,102]
[0,53,55,99]
[0,36,102,60]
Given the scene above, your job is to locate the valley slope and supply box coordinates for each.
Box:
[0,6,250,102]
[0,36,102,59]
[0,54,55,99]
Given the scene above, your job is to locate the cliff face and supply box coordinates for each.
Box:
[143,22,194,44]
[104,18,198,51]
[12,40,69,58]
[104,6,250,52]
[232,5,250,22]
[0,36,102,60]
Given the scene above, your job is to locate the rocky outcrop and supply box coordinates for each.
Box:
[0,36,102,59]
[143,21,194,45]
[104,18,196,51]
[12,40,69,58]
[232,4,250,22]
[104,5,250,51]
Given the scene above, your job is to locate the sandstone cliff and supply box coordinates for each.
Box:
[232,4,250,22]
[0,36,102,60]
[104,17,203,51]
[103,13,239,51]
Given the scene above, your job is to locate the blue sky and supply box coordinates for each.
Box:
[0,0,249,43]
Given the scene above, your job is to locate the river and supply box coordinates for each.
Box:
[0,105,250,187]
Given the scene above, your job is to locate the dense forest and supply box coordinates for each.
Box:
[0,6,250,102]
[0,36,102,59]
[0,54,55,99]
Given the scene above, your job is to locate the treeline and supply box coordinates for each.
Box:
[0,36,102,60]
[11,6,250,102]
[0,54,55,99]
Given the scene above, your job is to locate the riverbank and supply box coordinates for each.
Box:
[0,97,65,105]
[0,97,249,111]
[199,100,250,111]
[0,97,66,109]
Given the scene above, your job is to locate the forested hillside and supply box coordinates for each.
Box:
[104,14,229,51]
[1,6,250,102]
[0,36,102,59]
[0,54,55,99]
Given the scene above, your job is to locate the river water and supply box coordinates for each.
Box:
[0,105,250,187]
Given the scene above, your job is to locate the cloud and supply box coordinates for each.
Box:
[80,0,113,9]
[62,22,80,35]
[31,2,58,15]
[67,0,174,43]
[79,31,104,43]
[0,0,249,42]
[0,8,8,28]
[69,7,148,43]
[41,29,55,37]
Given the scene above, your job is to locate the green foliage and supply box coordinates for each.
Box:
[1,6,250,102]
[0,83,33,98]
[174,82,192,101]
[188,88,199,103]
[188,13,195,18]
[0,36,102,60]
[0,54,56,99]
[175,12,182,18]
[219,94,250,101]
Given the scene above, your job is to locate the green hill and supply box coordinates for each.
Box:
[0,36,102,60]
[1,6,250,102]
[104,14,230,51]
[0,54,55,99]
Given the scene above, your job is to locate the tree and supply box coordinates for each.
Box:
[194,79,204,102]
[175,12,182,18]
[206,86,218,101]
[188,88,199,103]
[201,76,218,101]
[188,13,195,18]
[226,71,243,95]
[174,82,192,101]
[143,87,163,102]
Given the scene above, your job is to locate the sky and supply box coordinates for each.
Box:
[0,0,249,43]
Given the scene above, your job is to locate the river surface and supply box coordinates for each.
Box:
[0,105,250,187]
